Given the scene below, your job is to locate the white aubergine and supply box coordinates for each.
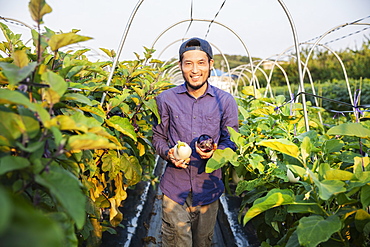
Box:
[173,141,192,160]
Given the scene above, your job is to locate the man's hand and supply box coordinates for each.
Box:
[195,142,217,159]
[167,148,190,169]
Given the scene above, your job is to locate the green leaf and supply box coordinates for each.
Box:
[0,189,64,247]
[67,133,118,151]
[59,112,102,132]
[0,22,13,43]
[99,48,116,58]
[61,93,92,106]
[44,91,61,106]
[365,222,370,237]
[50,126,63,147]
[325,169,355,181]
[131,69,152,78]
[354,157,370,182]
[238,105,250,120]
[0,90,49,126]
[46,114,87,132]
[16,140,45,153]
[105,116,137,141]
[297,215,341,247]
[48,212,78,246]
[12,49,29,68]
[143,98,160,124]
[94,85,122,93]
[275,95,286,106]
[288,201,325,215]
[0,110,24,144]
[227,126,245,149]
[0,62,37,86]
[33,103,51,124]
[132,86,144,97]
[355,209,370,232]
[108,89,130,109]
[66,65,84,78]
[101,151,122,179]
[35,165,86,229]
[300,136,312,162]
[336,192,358,205]
[121,154,142,186]
[338,151,363,163]
[308,169,346,200]
[0,187,11,233]
[206,148,238,173]
[317,180,346,200]
[327,122,370,138]
[357,156,369,171]
[242,86,262,98]
[248,153,265,173]
[18,108,41,139]
[28,0,52,23]
[0,108,40,146]
[318,162,330,179]
[257,139,300,159]
[0,89,32,107]
[48,33,92,51]
[0,156,30,175]
[286,230,300,247]
[235,178,265,195]
[79,105,106,120]
[322,139,344,153]
[41,70,68,97]
[296,130,318,142]
[361,185,370,208]
[243,189,295,225]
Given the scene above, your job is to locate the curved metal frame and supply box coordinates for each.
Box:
[277,0,309,131]
[101,0,145,104]
[149,18,256,94]
[300,22,370,122]
[150,18,251,63]
[100,0,367,128]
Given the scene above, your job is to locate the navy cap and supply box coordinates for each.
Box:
[179,37,213,59]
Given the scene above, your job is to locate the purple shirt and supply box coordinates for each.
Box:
[152,83,239,206]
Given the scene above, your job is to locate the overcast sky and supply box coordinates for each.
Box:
[1,0,370,61]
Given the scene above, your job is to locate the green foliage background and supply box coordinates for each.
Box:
[207,87,370,246]
[0,1,172,246]
[1,1,369,247]
[272,79,370,112]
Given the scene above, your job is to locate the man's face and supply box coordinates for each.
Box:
[179,50,214,90]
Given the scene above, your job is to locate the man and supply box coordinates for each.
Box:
[152,37,239,247]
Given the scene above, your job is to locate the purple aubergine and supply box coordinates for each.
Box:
[197,134,214,152]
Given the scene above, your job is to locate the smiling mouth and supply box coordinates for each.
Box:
[191,75,200,81]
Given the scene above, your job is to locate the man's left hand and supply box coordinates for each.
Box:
[195,142,217,159]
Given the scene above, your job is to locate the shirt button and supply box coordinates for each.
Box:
[193,132,196,135]
[193,116,196,119]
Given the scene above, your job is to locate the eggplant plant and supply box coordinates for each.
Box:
[207,87,370,246]
[0,0,172,246]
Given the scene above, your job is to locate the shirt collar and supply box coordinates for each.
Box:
[177,82,215,97]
